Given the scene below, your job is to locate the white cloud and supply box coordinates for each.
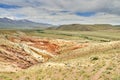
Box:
[0,0,120,25]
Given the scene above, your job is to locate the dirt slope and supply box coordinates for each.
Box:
[0,34,88,71]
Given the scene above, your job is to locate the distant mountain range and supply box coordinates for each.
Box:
[48,24,120,31]
[0,17,52,29]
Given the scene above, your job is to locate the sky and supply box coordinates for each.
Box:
[0,0,120,25]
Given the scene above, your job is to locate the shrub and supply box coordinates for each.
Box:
[90,56,99,61]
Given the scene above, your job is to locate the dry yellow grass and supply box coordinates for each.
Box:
[0,41,120,80]
[0,30,120,80]
[50,41,120,62]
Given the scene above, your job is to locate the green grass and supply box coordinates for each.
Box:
[1,29,120,42]
[23,30,120,42]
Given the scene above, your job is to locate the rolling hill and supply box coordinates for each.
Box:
[48,24,120,31]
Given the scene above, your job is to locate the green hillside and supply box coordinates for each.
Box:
[48,24,120,31]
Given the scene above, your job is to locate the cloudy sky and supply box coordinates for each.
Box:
[0,0,120,25]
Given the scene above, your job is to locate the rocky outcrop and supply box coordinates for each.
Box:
[0,34,88,70]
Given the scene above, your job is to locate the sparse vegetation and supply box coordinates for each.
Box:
[0,29,120,80]
[90,56,99,61]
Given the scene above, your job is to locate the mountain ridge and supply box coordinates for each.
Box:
[0,17,52,29]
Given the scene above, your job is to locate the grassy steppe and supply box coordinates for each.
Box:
[24,30,120,42]
[0,45,119,80]
[0,29,120,80]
